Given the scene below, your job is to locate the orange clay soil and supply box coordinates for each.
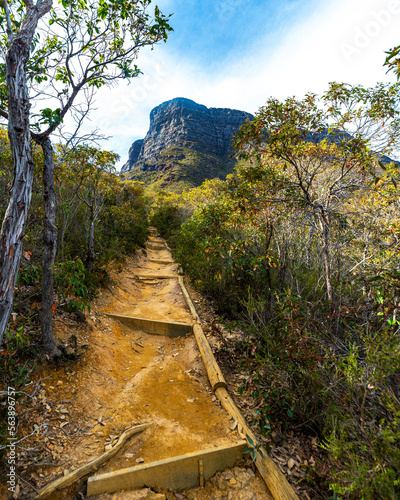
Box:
[4,235,271,499]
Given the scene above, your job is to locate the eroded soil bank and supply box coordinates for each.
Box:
[1,236,272,499]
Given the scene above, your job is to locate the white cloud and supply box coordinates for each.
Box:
[86,0,400,169]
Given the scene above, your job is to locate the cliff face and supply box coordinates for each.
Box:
[122,139,144,173]
[121,97,253,175]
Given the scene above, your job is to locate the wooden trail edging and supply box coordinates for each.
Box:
[34,423,152,499]
[100,313,193,337]
[178,276,201,322]
[193,323,227,391]
[178,278,299,500]
[86,441,247,496]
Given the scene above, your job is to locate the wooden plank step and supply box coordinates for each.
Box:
[87,441,247,496]
[130,274,177,280]
[146,243,167,251]
[100,313,193,337]
[148,259,175,264]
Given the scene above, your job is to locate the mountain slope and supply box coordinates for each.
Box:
[121,97,253,191]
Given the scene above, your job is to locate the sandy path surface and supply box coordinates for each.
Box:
[86,235,238,470]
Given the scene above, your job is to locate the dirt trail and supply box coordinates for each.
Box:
[4,234,272,499]
[85,235,238,469]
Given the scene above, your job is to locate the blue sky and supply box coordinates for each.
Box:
[161,0,316,69]
[88,0,400,169]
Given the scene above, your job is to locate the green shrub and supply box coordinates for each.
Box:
[98,202,149,264]
[237,290,323,427]
[17,264,41,286]
[150,203,182,239]
[53,259,90,312]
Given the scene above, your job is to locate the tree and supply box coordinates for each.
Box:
[66,145,119,272]
[0,0,52,350]
[54,146,84,262]
[0,0,172,355]
[384,45,400,79]
[235,83,400,302]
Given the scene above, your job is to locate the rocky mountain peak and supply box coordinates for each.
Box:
[121,98,253,174]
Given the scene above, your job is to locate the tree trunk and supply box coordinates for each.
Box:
[85,207,96,273]
[37,137,61,359]
[58,198,79,261]
[317,209,333,303]
[0,1,52,345]
[265,219,273,289]
[59,223,66,261]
